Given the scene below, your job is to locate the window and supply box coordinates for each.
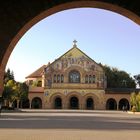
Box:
[61,75,64,83]
[85,75,88,83]
[53,75,56,83]
[85,75,96,84]
[69,70,80,83]
[57,75,60,83]
[92,75,95,83]
[89,75,92,83]
[29,80,33,85]
[37,81,42,87]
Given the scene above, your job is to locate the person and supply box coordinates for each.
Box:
[122,105,125,112]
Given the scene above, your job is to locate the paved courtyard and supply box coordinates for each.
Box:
[0,110,140,140]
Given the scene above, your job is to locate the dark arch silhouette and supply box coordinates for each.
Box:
[70,96,79,109]
[0,0,140,95]
[31,97,42,109]
[106,98,117,110]
[119,98,130,111]
[86,98,94,110]
[54,97,62,109]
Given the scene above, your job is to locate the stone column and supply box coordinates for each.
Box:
[29,100,32,109]
[117,101,119,110]
[0,67,4,97]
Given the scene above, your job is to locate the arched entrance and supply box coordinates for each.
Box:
[70,96,79,109]
[106,98,117,110]
[0,1,140,96]
[119,98,130,111]
[21,99,30,109]
[31,97,42,109]
[86,98,94,110]
[54,97,62,109]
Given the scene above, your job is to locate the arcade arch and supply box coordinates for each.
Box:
[31,97,42,109]
[69,96,79,109]
[49,93,65,109]
[54,97,62,109]
[119,98,130,110]
[106,98,117,110]
[86,98,94,110]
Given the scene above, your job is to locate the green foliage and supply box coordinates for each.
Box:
[130,92,140,112]
[3,80,17,102]
[4,68,15,84]
[14,82,29,100]
[101,64,136,88]
[2,68,29,107]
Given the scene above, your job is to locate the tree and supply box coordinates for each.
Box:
[3,80,17,107]
[4,68,15,84]
[2,68,29,109]
[100,64,136,88]
[14,82,29,108]
[130,92,140,112]
[134,74,140,87]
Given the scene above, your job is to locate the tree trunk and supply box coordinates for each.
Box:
[17,100,20,109]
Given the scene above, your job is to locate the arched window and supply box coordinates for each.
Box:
[69,70,80,83]
[89,75,92,83]
[92,75,95,83]
[57,75,60,83]
[85,75,88,83]
[53,75,56,83]
[61,74,64,83]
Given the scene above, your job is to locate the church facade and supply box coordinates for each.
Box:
[26,42,131,110]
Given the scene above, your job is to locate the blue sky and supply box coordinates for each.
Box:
[6,8,140,82]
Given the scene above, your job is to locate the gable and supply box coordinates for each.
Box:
[61,47,88,59]
[26,65,46,78]
[47,46,103,73]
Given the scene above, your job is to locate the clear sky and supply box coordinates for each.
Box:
[6,8,140,82]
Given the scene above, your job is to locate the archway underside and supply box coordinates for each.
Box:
[1,0,140,95]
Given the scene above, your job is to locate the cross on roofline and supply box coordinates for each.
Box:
[73,40,77,47]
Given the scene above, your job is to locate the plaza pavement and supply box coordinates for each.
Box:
[0,110,140,140]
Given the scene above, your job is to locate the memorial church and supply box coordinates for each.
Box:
[26,41,131,110]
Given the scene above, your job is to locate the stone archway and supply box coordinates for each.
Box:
[66,91,82,109]
[119,98,130,111]
[1,1,140,95]
[83,93,100,110]
[70,96,79,109]
[106,98,117,110]
[49,93,65,109]
[86,98,94,110]
[31,97,42,109]
[54,97,62,109]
